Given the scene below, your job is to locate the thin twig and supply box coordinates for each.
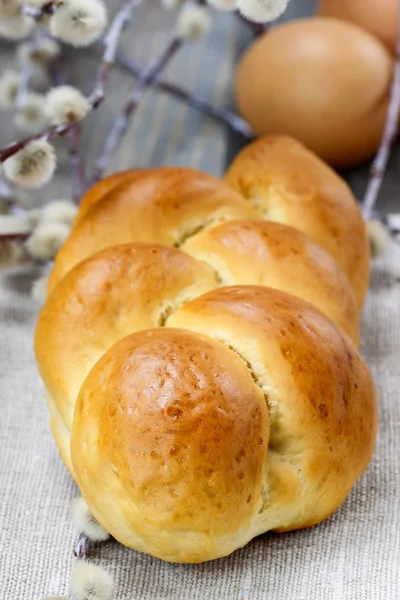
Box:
[68,125,86,203]
[89,0,143,108]
[91,0,211,182]
[362,4,400,220]
[0,232,30,242]
[115,49,253,137]
[21,1,57,20]
[48,57,87,202]
[0,0,143,165]
[91,36,183,182]
[73,533,90,560]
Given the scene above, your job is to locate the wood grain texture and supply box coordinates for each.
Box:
[0,1,398,215]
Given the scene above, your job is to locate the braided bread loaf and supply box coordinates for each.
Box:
[35,135,377,564]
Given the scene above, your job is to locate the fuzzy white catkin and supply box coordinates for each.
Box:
[0,214,31,235]
[0,0,19,21]
[26,222,70,260]
[387,213,400,232]
[17,38,61,66]
[49,0,108,48]
[206,0,237,11]
[15,93,48,133]
[32,274,49,304]
[70,562,113,600]
[366,219,390,258]
[0,70,20,109]
[2,140,57,189]
[177,5,211,41]
[236,0,290,22]
[0,13,35,39]
[46,86,91,126]
[39,200,78,227]
[71,497,110,542]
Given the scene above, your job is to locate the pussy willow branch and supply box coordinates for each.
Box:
[0,232,30,242]
[67,124,86,203]
[0,0,143,165]
[91,0,213,181]
[362,5,400,221]
[116,49,253,138]
[89,0,143,108]
[21,1,57,20]
[91,36,183,182]
[74,533,90,560]
[49,55,87,203]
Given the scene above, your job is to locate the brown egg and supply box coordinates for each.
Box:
[235,18,393,168]
[317,0,397,54]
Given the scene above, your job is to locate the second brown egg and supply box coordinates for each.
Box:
[235,18,393,168]
[317,0,397,54]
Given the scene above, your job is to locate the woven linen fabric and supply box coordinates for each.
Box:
[1,247,399,600]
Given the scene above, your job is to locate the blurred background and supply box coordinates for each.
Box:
[0,0,397,214]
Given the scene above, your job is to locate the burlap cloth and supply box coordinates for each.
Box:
[1,246,399,599]
[1,4,400,599]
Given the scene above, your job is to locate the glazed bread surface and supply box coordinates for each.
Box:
[225,135,370,308]
[35,135,376,564]
[49,136,369,309]
[71,287,376,563]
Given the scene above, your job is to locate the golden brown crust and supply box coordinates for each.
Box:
[48,168,256,291]
[168,286,377,534]
[224,135,370,308]
[38,221,359,468]
[182,220,360,344]
[35,243,218,437]
[74,170,144,227]
[71,328,269,563]
[70,287,376,562]
[34,147,376,564]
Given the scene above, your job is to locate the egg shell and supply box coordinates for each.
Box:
[235,18,394,168]
[317,0,397,54]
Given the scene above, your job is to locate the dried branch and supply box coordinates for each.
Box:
[74,533,90,560]
[362,7,400,220]
[68,125,86,203]
[0,232,30,242]
[21,1,57,20]
[91,37,183,181]
[89,0,143,108]
[48,57,87,203]
[0,0,143,165]
[116,49,253,138]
